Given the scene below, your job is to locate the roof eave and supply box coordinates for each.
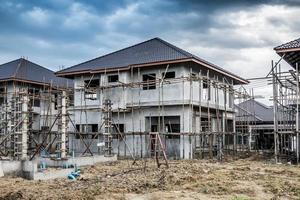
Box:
[55,58,192,77]
[275,47,300,54]
[55,69,91,77]
[191,58,248,85]
[0,78,72,89]
[275,48,300,69]
[56,58,248,84]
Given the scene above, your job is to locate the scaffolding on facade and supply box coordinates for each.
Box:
[70,65,254,162]
[269,60,300,163]
[0,80,71,161]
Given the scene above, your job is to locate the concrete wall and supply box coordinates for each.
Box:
[0,160,37,178]
[0,155,116,180]
[1,160,22,176]
[69,63,236,159]
[72,64,234,110]
[0,162,3,177]
[0,82,60,132]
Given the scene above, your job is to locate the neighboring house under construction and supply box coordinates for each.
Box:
[270,37,300,163]
[0,58,73,160]
[235,99,274,151]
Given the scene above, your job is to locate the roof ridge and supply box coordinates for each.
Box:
[13,58,23,78]
[156,38,246,82]
[58,37,163,73]
[158,38,247,82]
[0,58,21,70]
[235,104,263,122]
[154,38,193,58]
[14,58,57,82]
[237,98,270,109]
[22,58,55,73]
[254,99,270,109]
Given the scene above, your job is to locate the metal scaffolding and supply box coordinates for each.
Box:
[70,65,253,161]
[270,61,299,163]
[0,81,71,161]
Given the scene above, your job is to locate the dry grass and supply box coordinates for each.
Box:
[0,157,299,200]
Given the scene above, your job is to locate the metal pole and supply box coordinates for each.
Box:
[272,60,278,163]
[296,63,299,164]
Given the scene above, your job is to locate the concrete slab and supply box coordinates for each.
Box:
[42,155,117,168]
[32,168,74,180]
[0,155,116,180]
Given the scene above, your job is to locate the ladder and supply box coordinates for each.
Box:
[149,132,169,168]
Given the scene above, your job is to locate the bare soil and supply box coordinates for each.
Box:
[0,156,299,200]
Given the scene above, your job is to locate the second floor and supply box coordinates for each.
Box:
[73,63,235,111]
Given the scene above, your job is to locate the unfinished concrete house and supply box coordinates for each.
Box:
[0,58,73,161]
[56,38,248,160]
[270,37,300,163]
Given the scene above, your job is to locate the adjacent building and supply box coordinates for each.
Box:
[235,99,274,151]
[272,38,300,162]
[0,58,72,160]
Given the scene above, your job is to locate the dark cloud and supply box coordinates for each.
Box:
[0,0,299,105]
[0,0,299,77]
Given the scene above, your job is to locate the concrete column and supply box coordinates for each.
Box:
[21,95,29,160]
[0,161,4,177]
[248,126,252,151]
[233,114,237,153]
[61,91,67,158]
[222,113,225,147]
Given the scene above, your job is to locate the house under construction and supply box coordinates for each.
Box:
[0,58,73,161]
[3,37,297,180]
[56,37,250,160]
[270,38,300,163]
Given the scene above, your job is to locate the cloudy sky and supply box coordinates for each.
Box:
[0,0,299,104]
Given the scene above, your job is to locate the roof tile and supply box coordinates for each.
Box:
[274,38,300,51]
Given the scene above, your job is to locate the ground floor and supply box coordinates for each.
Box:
[0,156,299,200]
[70,105,236,159]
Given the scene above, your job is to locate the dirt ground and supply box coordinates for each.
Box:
[0,156,299,200]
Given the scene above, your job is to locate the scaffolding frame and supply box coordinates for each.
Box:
[0,80,71,161]
[69,64,253,161]
[270,60,300,163]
